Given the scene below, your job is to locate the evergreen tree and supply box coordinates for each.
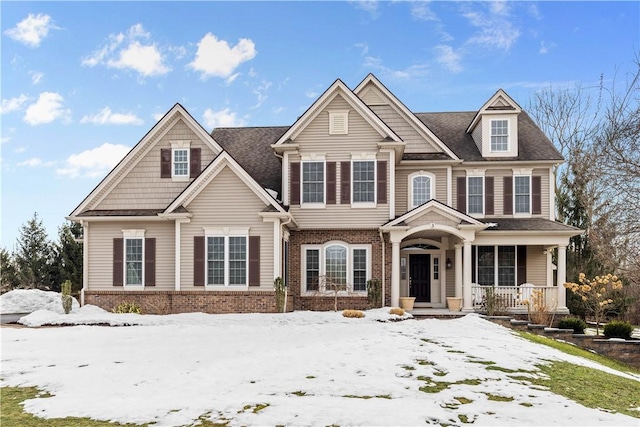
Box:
[56,221,83,295]
[14,212,54,290]
[1,248,19,292]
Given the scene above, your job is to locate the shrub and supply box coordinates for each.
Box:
[558,317,587,334]
[603,320,633,339]
[112,301,142,314]
[342,310,365,318]
[389,307,405,316]
[274,277,287,313]
[60,280,73,314]
[367,279,382,308]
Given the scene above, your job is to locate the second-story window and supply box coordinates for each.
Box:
[173,148,189,177]
[410,172,435,209]
[352,161,375,203]
[302,161,324,204]
[514,175,531,214]
[467,176,484,215]
[491,119,509,152]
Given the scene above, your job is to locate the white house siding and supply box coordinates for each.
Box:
[179,165,274,289]
[95,118,218,210]
[288,95,391,228]
[525,245,547,286]
[359,85,386,106]
[87,221,175,290]
[395,166,448,214]
[471,122,483,153]
[369,105,440,153]
[405,212,459,229]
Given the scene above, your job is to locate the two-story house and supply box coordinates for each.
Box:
[69,74,581,314]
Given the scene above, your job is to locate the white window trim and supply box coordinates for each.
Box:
[490,119,509,152]
[301,241,371,295]
[171,140,191,182]
[513,169,532,217]
[329,110,349,135]
[204,228,249,288]
[300,157,326,209]
[122,229,145,288]
[351,158,376,208]
[408,171,436,209]
[467,176,485,218]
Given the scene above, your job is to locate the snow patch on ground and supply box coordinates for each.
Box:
[0,289,79,314]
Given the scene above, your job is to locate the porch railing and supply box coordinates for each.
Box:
[471,284,558,312]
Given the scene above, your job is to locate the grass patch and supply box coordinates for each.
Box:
[401,365,415,371]
[290,390,308,397]
[416,359,435,366]
[519,402,534,407]
[237,403,269,414]
[485,365,532,374]
[484,393,514,402]
[343,394,392,399]
[418,376,482,394]
[517,331,640,375]
[455,397,474,405]
[458,414,476,424]
[528,361,640,418]
[446,350,465,354]
[468,359,496,366]
[1,387,147,426]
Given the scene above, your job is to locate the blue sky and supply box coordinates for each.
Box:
[1,1,638,249]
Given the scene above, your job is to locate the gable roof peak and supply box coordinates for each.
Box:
[466,88,522,133]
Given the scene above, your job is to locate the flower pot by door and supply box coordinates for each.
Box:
[399,297,416,311]
[446,297,462,312]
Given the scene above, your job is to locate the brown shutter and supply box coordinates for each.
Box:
[377,161,387,204]
[249,236,260,286]
[532,176,542,215]
[340,161,351,204]
[113,238,123,286]
[326,162,336,204]
[517,246,527,285]
[290,162,300,205]
[503,176,513,215]
[485,176,494,215]
[457,177,466,213]
[161,149,171,178]
[145,238,156,287]
[190,147,201,178]
[194,236,205,286]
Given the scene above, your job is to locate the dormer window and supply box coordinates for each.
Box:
[160,141,201,181]
[490,119,509,152]
[329,110,349,135]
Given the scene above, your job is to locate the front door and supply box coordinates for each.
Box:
[410,254,431,302]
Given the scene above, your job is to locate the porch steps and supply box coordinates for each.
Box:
[409,308,467,319]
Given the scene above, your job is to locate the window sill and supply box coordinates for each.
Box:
[300,203,326,209]
[172,175,190,182]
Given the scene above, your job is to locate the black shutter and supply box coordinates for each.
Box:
[485,176,494,215]
[517,246,527,285]
[194,236,205,286]
[457,177,466,213]
[113,238,123,286]
[340,161,351,204]
[377,161,387,204]
[145,238,156,286]
[290,162,300,205]
[326,162,336,204]
[161,149,171,178]
[532,176,541,215]
[190,148,201,178]
[249,236,260,286]
[503,176,513,215]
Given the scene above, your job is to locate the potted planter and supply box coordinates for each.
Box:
[399,297,416,311]
[446,297,462,312]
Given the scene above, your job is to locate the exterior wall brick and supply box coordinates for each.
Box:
[84,290,293,314]
[288,228,392,311]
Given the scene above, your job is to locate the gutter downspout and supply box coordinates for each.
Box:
[378,228,386,308]
[280,214,293,313]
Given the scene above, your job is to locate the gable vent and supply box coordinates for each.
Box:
[329,110,349,135]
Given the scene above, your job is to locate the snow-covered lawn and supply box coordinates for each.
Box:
[1,292,639,426]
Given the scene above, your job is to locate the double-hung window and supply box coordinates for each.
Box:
[475,246,517,286]
[491,119,509,152]
[409,172,435,209]
[302,161,324,204]
[125,238,143,286]
[303,243,370,293]
[173,149,189,177]
[352,161,375,203]
[207,235,247,286]
[467,176,484,215]
[514,175,531,214]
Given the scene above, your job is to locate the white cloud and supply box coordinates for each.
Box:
[305,90,318,99]
[17,157,54,168]
[539,41,555,54]
[188,33,256,80]
[1,95,29,114]
[251,80,271,109]
[80,107,143,125]
[352,0,379,18]
[354,42,369,56]
[0,136,12,144]
[82,24,170,78]
[4,13,59,48]
[435,45,462,73]
[463,3,520,51]
[152,112,165,121]
[23,92,71,125]
[56,143,130,179]
[202,108,246,128]
[29,71,44,84]
[411,2,438,21]
[363,56,430,80]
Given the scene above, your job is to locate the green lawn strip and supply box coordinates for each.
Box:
[517,331,640,375]
[0,387,147,427]
[342,394,392,399]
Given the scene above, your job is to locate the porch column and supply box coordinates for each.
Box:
[454,244,463,298]
[391,239,401,307]
[462,241,473,312]
[556,245,568,312]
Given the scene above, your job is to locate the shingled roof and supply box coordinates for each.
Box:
[415,111,563,162]
[211,126,289,197]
